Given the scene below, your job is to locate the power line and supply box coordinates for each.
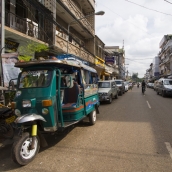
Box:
[96,2,147,33]
[164,0,172,5]
[125,0,172,17]
[126,57,153,60]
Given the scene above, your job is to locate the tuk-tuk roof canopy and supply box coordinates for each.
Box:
[15,59,97,73]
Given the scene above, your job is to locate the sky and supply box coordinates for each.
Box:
[95,0,172,78]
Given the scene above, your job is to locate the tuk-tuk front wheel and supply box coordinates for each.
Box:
[89,110,96,125]
[12,132,40,166]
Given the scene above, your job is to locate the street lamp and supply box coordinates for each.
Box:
[67,11,105,53]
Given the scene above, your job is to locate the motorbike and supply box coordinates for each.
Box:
[0,104,16,139]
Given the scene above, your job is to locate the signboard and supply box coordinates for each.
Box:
[5,39,19,52]
[95,56,105,69]
[54,54,89,65]
[105,56,114,65]
[2,53,21,87]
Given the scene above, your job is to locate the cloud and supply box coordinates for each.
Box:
[95,0,172,77]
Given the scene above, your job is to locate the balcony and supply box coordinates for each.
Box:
[59,0,95,36]
[5,11,49,43]
[159,56,170,66]
[55,34,94,64]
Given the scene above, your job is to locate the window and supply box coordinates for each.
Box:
[98,82,110,88]
[19,70,52,88]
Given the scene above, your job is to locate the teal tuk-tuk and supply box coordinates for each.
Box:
[11,59,99,165]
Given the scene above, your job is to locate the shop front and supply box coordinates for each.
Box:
[101,65,115,80]
[94,56,105,80]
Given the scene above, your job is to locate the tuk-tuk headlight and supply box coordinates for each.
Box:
[15,109,21,117]
[42,108,49,115]
[22,100,31,108]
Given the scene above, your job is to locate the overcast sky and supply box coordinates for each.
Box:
[95,0,172,78]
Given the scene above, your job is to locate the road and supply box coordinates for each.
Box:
[1,86,172,172]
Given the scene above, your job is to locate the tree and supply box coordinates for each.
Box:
[18,41,48,61]
[132,73,138,81]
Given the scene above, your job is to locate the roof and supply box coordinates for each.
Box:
[15,59,97,73]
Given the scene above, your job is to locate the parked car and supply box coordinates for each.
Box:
[154,80,158,91]
[114,79,125,95]
[98,80,119,104]
[156,78,172,97]
[147,83,152,88]
[128,82,133,89]
[124,81,129,91]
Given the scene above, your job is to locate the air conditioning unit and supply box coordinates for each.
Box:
[26,18,38,39]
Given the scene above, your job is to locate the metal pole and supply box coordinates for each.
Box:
[0,0,5,86]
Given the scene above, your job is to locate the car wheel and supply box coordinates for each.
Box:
[115,93,118,99]
[162,91,166,97]
[108,95,112,104]
[157,91,159,95]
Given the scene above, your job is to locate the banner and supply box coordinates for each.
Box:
[2,53,21,87]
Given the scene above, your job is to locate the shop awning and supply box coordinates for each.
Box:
[95,56,105,63]
[102,72,110,76]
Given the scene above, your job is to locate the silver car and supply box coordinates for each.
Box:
[98,80,118,104]
[156,78,172,97]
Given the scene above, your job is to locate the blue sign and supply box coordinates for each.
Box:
[105,56,114,64]
[52,54,89,65]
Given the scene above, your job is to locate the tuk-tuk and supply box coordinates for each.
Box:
[11,58,99,165]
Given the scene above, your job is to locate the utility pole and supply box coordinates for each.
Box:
[0,0,5,52]
[0,0,5,86]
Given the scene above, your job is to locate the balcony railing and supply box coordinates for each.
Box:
[5,11,50,43]
[55,34,94,64]
[60,0,94,36]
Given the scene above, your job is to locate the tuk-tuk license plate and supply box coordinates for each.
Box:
[5,115,16,124]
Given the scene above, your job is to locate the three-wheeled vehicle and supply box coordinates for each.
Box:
[11,58,99,165]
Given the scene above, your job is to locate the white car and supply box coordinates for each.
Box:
[124,81,129,91]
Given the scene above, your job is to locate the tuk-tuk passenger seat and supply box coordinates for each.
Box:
[62,82,79,108]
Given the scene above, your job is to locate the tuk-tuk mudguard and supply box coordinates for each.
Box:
[15,113,46,124]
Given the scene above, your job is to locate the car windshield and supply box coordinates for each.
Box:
[19,70,52,88]
[164,80,172,85]
[98,82,110,88]
[115,81,122,84]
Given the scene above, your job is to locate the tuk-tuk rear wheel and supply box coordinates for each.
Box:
[12,132,40,166]
[89,110,96,125]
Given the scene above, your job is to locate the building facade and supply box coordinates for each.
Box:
[4,0,97,64]
[158,35,172,78]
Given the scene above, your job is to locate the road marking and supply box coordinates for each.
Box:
[165,142,172,159]
[146,101,151,109]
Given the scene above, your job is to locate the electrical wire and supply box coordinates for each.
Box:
[164,0,172,5]
[96,2,147,33]
[125,0,172,17]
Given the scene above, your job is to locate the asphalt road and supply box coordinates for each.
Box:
[1,86,172,172]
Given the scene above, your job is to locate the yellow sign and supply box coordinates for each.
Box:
[95,56,105,68]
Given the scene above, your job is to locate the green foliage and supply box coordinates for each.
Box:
[18,41,48,60]
[18,55,32,62]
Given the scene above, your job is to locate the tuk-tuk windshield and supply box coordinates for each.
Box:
[19,70,52,88]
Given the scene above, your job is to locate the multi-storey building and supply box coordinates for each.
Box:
[159,35,172,77]
[103,46,120,80]
[94,35,105,79]
[4,0,100,65]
